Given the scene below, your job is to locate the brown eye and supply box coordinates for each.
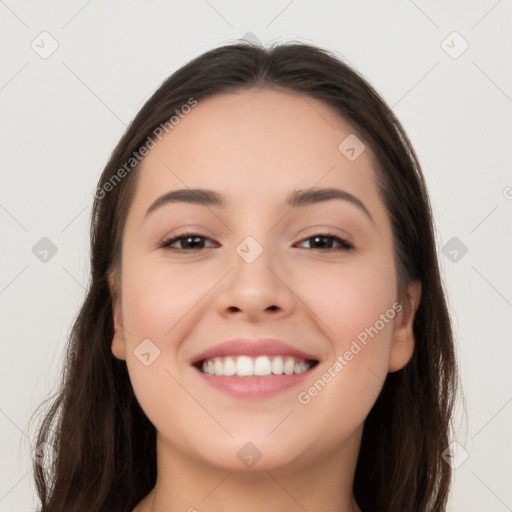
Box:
[159,232,353,253]
[160,233,218,251]
[296,234,353,251]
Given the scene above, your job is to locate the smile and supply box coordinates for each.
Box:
[198,355,317,377]
[189,337,321,398]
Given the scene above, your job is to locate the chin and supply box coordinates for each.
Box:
[183,432,314,473]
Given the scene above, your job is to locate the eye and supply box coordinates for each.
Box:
[296,233,353,252]
[159,232,218,251]
[159,232,353,252]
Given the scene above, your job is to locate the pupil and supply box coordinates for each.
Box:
[313,236,330,248]
[184,236,202,249]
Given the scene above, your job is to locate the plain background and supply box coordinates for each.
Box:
[1,1,511,510]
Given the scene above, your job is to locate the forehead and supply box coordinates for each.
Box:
[132,88,383,216]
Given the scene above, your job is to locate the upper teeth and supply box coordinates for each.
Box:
[200,355,312,377]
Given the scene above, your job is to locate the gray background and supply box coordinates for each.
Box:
[1,1,511,510]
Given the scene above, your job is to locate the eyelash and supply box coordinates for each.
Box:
[159,231,354,253]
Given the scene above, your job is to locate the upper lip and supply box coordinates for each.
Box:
[190,338,320,365]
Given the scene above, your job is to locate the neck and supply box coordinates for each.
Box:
[136,429,363,512]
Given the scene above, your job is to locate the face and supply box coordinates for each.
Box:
[110,88,421,472]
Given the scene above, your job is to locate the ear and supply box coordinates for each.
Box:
[388,281,422,373]
[109,272,126,361]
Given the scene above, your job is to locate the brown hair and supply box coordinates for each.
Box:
[30,41,458,512]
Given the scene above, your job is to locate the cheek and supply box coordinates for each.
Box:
[118,257,205,415]
[304,254,397,345]
[120,256,209,344]
[295,257,397,415]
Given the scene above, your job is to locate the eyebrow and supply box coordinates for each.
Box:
[144,187,374,223]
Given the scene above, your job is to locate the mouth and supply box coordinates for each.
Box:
[192,355,319,399]
[194,355,319,377]
[189,337,321,398]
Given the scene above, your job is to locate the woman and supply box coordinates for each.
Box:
[31,41,458,512]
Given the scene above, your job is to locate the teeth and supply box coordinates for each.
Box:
[283,357,295,375]
[294,361,309,374]
[223,357,236,376]
[254,356,271,376]
[271,356,283,375]
[236,356,253,376]
[214,358,224,376]
[199,355,313,377]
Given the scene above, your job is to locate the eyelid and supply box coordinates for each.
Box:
[295,232,354,251]
[296,225,354,245]
[159,230,354,252]
[159,231,218,250]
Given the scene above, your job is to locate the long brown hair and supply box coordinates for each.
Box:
[30,41,458,512]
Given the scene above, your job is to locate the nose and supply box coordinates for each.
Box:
[215,238,296,322]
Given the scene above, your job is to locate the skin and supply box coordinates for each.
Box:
[110,88,421,512]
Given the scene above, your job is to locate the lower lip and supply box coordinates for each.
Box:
[194,367,313,398]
